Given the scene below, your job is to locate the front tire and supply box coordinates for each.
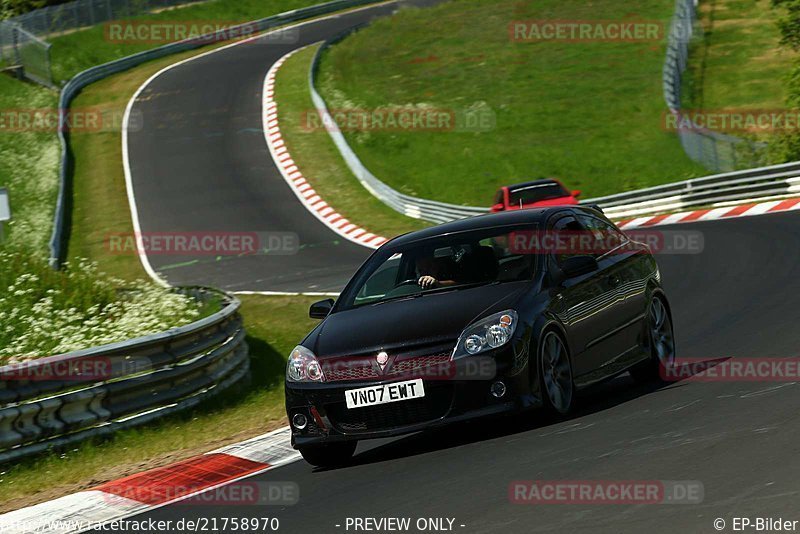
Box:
[299,441,357,468]
[630,295,675,383]
[538,330,574,415]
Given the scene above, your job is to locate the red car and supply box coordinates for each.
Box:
[491,179,581,212]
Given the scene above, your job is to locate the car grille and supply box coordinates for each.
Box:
[385,354,451,377]
[324,362,379,382]
[322,352,452,382]
[326,385,453,433]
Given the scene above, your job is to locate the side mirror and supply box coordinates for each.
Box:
[309,298,334,319]
[491,203,505,212]
[561,255,598,279]
[571,190,582,198]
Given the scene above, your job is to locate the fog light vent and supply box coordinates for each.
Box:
[292,413,308,430]
[491,381,506,398]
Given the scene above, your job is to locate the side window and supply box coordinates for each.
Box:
[483,236,534,281]
[493,190,504,206]
[356,253,402,304]
[549,215,585,268]
[576,214,628,257]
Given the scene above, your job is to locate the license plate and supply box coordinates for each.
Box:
[345,379,425,409]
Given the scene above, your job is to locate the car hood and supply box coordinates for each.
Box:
[309,281,530,358]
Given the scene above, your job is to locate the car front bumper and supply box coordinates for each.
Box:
[285,351,538,448]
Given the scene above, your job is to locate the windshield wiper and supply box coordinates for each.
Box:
[360,281,502,309]
[366,292,424,307]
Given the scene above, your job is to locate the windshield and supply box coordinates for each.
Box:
[338,225,538,310]
[509,181,569,205]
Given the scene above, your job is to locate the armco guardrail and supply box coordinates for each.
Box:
[48,0,390,266]
[309,30,488,224]
[662,0,766,172]
[0,287,247,464]
[586,161,800,219]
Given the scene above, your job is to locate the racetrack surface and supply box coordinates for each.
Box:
[118,1,800,532]
[125,0,437,293]
[91,211,800,533]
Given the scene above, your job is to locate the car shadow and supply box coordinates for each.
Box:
[311,357,730,472]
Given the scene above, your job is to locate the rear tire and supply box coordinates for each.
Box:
[299,441,357,468]
[630,295,675,383]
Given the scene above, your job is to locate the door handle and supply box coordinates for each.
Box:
[607,275,621,288]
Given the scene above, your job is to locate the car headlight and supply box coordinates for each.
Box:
[286,345,325,382]
[452,310,518,359]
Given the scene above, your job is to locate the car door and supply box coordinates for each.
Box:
[546,212,619,382]
[576,212,648,374]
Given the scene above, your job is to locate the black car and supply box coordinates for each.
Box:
[285,206,675,467]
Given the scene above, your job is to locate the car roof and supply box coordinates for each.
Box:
[387,206,598,247]
[505,179,563,192]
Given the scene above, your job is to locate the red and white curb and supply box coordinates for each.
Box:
[0,427,297,534]
[616,197,800,230]
[262,48,388,250]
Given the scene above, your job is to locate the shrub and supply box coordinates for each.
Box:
[0,248,201,363]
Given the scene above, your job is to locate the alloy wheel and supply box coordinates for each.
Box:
[540,331,573,414]
[649,297,675,370]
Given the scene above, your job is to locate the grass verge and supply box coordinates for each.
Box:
[0,249,203,362]
[274,44,428,237]
[684,0,792,111]
[317,0,710,205]
[47,0,331,83]
[0,76,59,251]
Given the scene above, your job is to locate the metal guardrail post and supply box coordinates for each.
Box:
[11,24,21,68]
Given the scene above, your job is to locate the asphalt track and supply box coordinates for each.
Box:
[118,2,800,533]
[126,0,436,292]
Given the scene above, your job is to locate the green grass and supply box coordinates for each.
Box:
[317,0,710,204]
[0,249,206,362]
[47,0,335,83]
[684,0,793,111]
[0,76,59,252]
[274,44,428,237]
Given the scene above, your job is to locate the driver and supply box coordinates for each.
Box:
[415,255,458,289]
